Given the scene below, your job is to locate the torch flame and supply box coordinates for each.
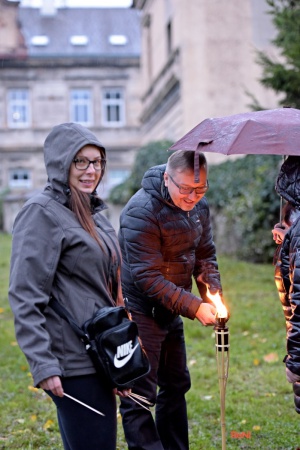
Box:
[206,290,228,319]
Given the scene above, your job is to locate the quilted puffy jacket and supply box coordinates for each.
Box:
[276,156,300,412]
[293,382,300,413]
[276,156,300,209]
[118,163,222,322]
[273,244,293,333]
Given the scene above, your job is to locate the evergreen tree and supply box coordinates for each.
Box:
[253,0,300,109]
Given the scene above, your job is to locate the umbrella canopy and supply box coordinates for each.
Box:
[169,107,300,156]
[168,107,300,182]
[169,107,300,222]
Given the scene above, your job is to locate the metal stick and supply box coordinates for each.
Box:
[128,394,151,412]
[215,321,229,450]
[279,155,287,226]
[130,392,153,405]
[63,392,105,416]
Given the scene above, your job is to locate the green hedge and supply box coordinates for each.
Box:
[109,140,172,205]
[207,154,283,263]
[109,141,283,263]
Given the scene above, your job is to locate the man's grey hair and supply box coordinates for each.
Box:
[166,150,207,175]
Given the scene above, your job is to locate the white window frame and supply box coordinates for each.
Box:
[102,88,125,127]
[70,89,93,125]
[7,89,30,128]
[9,169,32,189]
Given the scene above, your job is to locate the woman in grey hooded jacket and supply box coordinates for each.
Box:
[9,123,128,450]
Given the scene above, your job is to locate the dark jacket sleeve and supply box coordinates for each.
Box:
[284,222,300,375]
[274,243,293,329]
[9,203,64,386]
[120,203,203,320]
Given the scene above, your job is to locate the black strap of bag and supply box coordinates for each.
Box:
[48,296,91,347]
[47,221,121,344]
[48,226,150,388]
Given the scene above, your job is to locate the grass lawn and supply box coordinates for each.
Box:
[0,232,299,449]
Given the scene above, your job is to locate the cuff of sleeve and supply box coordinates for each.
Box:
[33,365,62,388]
[185,297,202,320]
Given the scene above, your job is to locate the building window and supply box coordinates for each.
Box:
[7,89,30,128]
[31,35,49,46]
[102,88,125,126]
[9,169,32,189]
[70,35,89,46]
[108,35,128,46]
[70,89,92,125]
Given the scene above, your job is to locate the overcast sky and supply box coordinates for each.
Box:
[20,0,132,7]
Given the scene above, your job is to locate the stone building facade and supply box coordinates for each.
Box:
[0,0,141,232]
[1,0,278,232]
[133,0,278,164]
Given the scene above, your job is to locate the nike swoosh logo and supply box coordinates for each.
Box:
[114,343,139,368]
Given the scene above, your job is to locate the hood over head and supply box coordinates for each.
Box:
[141,163,176,207]
[142,164,165,191]
[276,156,300,209]
[44,122,105,194]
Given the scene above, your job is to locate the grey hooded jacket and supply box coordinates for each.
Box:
[9,123,122,387]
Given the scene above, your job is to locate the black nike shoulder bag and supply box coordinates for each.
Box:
[49,297,150,389]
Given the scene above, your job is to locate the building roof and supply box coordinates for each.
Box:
[18,7,141,59]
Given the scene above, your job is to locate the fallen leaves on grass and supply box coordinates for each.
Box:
[28,385,39,393]
[43,419,55,430]
[263,352,279,363]
[16,419,25,424]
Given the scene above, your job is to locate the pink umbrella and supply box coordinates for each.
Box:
[168,107,300,182]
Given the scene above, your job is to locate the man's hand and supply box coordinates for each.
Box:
[286,367,300,384]
[195,302,216,326]
[272,223,288,245]
[115,388,132,398]
[39,375,64,397]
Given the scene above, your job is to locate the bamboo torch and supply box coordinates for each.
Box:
[206,290,229,450]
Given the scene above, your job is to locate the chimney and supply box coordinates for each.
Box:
[40,0,57,17]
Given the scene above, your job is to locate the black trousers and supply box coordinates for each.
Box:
[46,374,117,450]
[120,312,191,450]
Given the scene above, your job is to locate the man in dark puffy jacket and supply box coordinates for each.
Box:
[118,150,223,450]
[275,156,300,414]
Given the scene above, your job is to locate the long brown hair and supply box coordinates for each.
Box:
[69,187,104,248]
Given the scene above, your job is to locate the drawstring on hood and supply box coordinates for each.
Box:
[142,163,175,208]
